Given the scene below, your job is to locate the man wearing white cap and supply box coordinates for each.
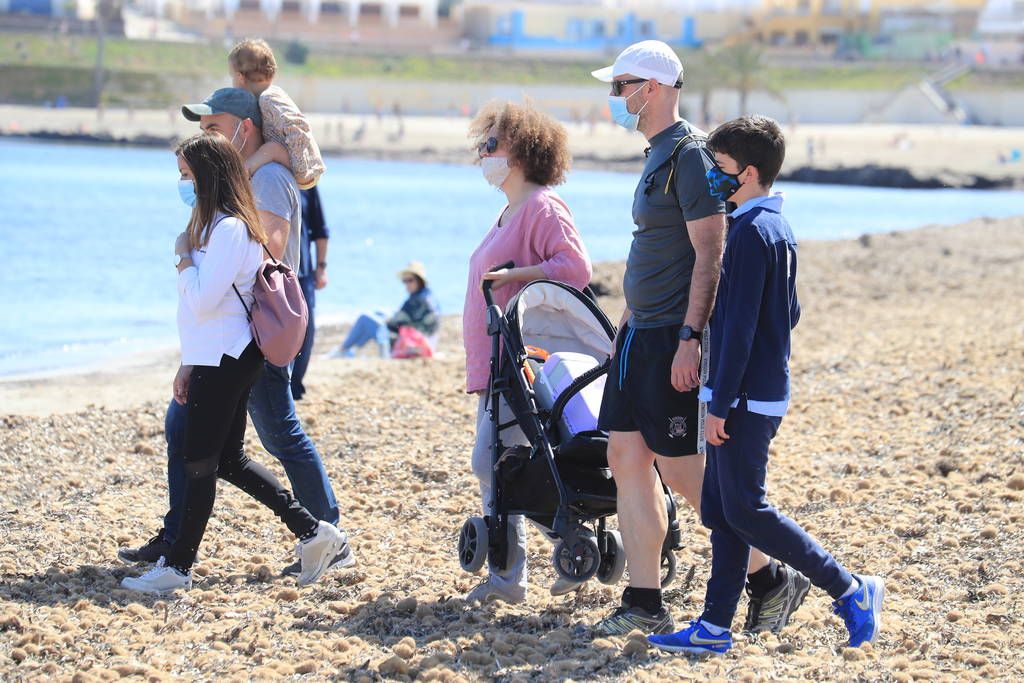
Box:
[590,41,802,636]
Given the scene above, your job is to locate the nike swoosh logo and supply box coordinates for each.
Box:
[690,633,730,646]
[854,585,871,610]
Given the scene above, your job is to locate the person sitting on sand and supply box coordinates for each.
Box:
[462,100,592,604]
[119,133,344,594]
[327,262,441,359]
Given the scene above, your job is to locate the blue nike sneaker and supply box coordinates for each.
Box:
[647,620,732,655]
[832,575,884,647]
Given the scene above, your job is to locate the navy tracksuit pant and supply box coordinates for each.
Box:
[700,401,854,627]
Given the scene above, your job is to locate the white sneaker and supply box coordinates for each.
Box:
[296,521,345,587]
[464,578,526,605]
[120,557,192,595]
[550,576,585,597]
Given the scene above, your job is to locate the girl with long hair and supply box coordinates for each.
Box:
[121,133,344,594]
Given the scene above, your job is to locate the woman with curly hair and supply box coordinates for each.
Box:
[463,100,593,604]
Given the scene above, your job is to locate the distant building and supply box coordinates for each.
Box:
[459,1,750,52]
[157,0,455,47]
[977,0,1024,39]
[749,0,987,47]
[0,0,97,18]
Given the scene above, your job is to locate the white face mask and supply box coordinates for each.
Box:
[228,120,245,149]
[481,156,511,188]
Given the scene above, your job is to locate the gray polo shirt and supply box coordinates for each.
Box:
[624,120,726,328]
[251,162,301,270]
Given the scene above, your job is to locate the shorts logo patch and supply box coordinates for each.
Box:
[668,416,687,439]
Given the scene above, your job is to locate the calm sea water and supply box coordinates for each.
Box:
[1,138,1022,376]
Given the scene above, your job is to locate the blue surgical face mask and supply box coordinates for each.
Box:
[607,87,649,131]
[706,165,746,202]
[178,179,197,207]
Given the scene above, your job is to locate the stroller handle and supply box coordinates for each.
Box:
[482,261,516,308]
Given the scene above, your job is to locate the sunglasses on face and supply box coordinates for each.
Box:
[611,78,648,96]
[477,136,499,157]
[402,277,417,284]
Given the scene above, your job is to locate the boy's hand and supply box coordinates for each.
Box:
[705,413,730,446]
[671,339,701,392]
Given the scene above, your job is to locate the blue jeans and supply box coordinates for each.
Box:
[162,359,340,544]
[290,275,316,400]
[699,402,853,627]
[342,313,391,358]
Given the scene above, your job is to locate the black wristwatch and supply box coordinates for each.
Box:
[678,325,701,342]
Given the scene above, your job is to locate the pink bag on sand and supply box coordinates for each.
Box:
[391,325,434,359]
[233,245,308,367]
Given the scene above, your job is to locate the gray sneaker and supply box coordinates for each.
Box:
[743,564,811,634]
[464,578,526,605]
[592,604,674,636]
[550,576,585,597]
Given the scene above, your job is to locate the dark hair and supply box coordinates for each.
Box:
[176,133,267,249]
[468,100,571,187]
[707,115,786,188]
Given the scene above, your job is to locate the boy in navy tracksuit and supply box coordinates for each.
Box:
[649,116,884,655]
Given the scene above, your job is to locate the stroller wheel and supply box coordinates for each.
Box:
[660,549,678,588]
[553,534,601,583]
[458,517,489,573]
[596,529,626,586]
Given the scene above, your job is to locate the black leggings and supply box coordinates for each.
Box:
[165,342,318,571]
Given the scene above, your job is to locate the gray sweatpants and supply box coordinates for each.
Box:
[470,393,556,595]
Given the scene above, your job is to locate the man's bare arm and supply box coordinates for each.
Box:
[683,213,727,330]
[260,210,290,261]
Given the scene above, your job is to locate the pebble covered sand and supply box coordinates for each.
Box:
[1,216,1022,681]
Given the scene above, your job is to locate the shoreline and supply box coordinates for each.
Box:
[4,129,1021,190]
[2,214,1022,414]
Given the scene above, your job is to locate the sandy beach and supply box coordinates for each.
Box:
[2,215,1023,681]
[3,104,1024,188]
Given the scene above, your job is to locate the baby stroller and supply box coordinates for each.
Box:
[457,262,682,587]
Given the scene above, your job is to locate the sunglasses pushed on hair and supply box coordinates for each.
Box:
[477,136,499,157]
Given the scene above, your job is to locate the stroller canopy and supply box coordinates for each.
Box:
[506,281,615,364]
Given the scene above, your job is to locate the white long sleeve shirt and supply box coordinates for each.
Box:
[176,216,264,366]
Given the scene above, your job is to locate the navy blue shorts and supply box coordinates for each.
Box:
[598,323,700,457]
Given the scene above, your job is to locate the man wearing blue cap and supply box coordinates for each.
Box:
[119,88,354,576]
[589,42,805,637]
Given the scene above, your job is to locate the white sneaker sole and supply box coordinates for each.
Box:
[297,534,344,587]
[649,642,724,656]
[120,579,191,595]
[866,575,885,644]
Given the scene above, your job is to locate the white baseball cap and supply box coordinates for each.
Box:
[591,40,684,87]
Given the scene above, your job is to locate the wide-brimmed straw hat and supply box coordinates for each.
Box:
[397,261,428,286]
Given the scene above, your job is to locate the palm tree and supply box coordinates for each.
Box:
[680,49,727,129]
[716,42,766,116]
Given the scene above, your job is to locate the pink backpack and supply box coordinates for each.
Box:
[234,244,308,367]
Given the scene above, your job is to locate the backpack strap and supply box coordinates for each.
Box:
[648,132,708,198]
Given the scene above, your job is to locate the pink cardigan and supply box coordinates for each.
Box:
[463,187,593,393]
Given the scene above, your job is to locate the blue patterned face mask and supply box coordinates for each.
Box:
[706,165,746,201]
[178,179,197,207]
[607,87,648,131]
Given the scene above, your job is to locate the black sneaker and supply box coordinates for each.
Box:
[118,530,172,564]
[592,604,675,636]
[743,564,811,634]
[280,539,356,577]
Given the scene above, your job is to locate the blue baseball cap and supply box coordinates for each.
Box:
[181,87,262,129]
